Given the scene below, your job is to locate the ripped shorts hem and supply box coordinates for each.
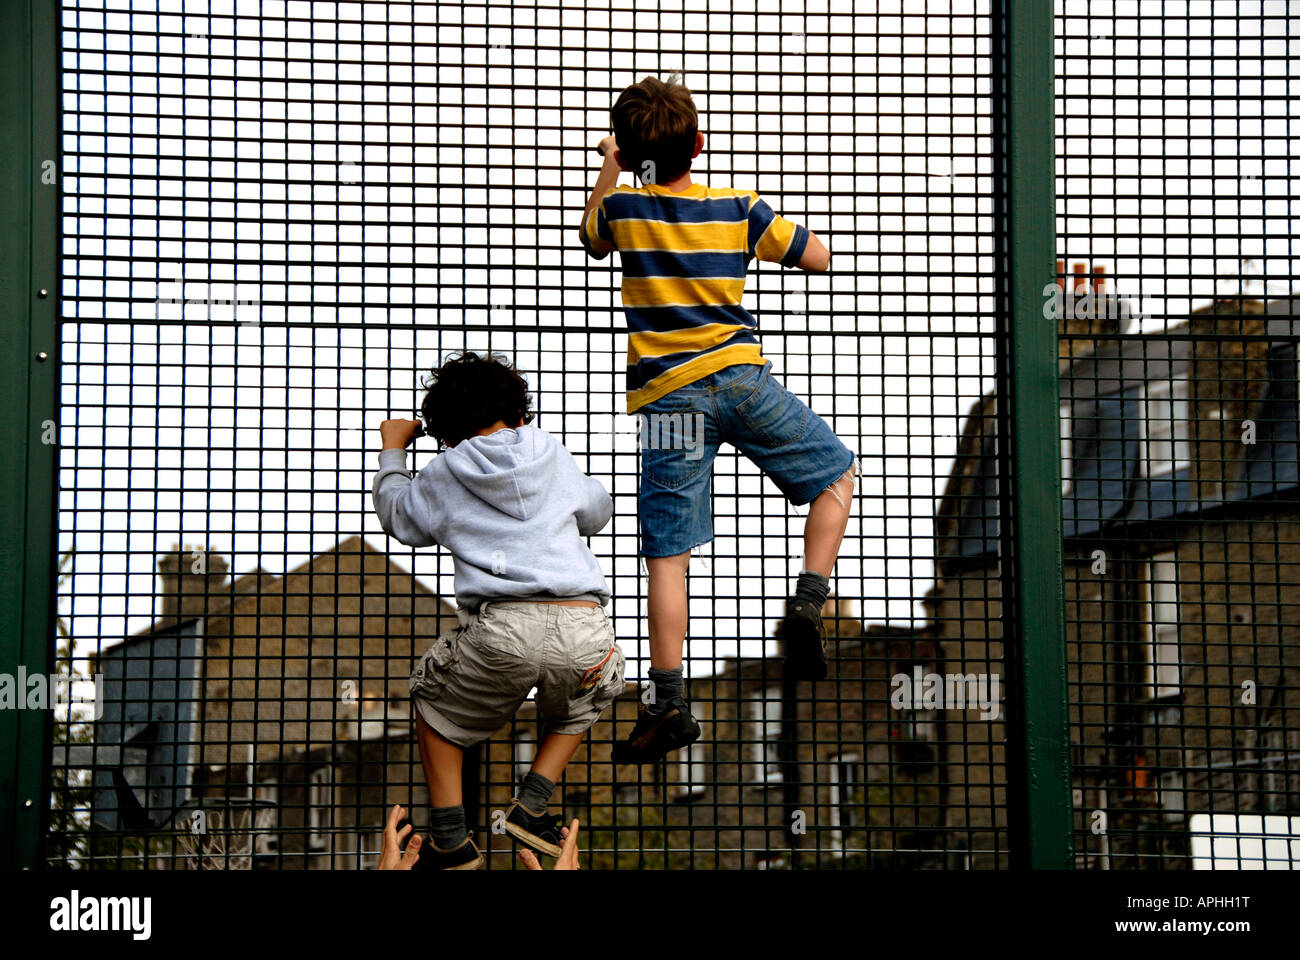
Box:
[788,450,858,507]
[638,534,715,559]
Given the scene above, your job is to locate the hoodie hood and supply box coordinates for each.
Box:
[440,425,557,521]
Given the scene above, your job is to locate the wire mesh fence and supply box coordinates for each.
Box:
[1050,3,1300,869]
[35,0,1299,870]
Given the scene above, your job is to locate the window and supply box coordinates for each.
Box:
[1060,402,1073,493]
[308,766,331,852]
[1158,770,1185,823]
[671,740,708,802]
[1144,552,1181,699]
[891,667,939,774]
[241,742,256,797]
[357,829,381,869]
[1261,725,1288,814]
[1076,785,1112,871]
[748,688,783,785]
[1143,379,1191,477]
[253,783,278,857]
[1058,390,1140,508]
[829,753,866,855]
[514,732,536,783]
[385,691,408,736]
[615,783,640,805]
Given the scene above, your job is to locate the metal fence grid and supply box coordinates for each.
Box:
[22,0,1297,871]
[48,0,1000,870]
[1054,3,1299,869]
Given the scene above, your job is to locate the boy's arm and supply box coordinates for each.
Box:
[748,195,830,272]
[578,136,621,259]
[795,231,831,272]
[574,474,614,537]
[560,442,613,536]
[371,419,443,548]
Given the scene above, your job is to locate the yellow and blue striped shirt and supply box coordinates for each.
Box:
[581,182,809,412]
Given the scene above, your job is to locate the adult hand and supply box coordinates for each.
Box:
[519,818,581,870]
[376,803,423,870]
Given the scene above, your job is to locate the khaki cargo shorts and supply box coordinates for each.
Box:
[409,600,626,748]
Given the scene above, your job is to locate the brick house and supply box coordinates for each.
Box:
[929,293,1300,868]
[471,603,943,870]
[91,538,942,869]
[90,535,455,868]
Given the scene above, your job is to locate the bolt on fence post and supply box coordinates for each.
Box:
[994,0,1075,869]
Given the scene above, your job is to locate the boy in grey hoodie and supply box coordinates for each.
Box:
[373,352,625,869]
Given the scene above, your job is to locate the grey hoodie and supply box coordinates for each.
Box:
[371,425,612,610]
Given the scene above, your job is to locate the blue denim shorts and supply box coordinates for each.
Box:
[637,361,856,558]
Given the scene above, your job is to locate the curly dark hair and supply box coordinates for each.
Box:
[418,351,535,449]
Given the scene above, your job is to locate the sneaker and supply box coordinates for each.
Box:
[611,696,702,765]
[781,598,828,681]
[503,798,564,858]
[412,832,484,871]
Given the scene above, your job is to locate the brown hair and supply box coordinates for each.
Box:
[611,76,698,184]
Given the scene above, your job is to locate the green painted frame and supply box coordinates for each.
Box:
[0,0,60,871]
[996,0,1075,868]
[5,0,1075,870]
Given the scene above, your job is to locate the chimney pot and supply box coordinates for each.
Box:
[158,544,230,622]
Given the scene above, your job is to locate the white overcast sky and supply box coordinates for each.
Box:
[57,0,1298,677]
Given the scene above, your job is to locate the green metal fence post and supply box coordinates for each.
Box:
[0,0,60,871]
[996,0,1075,868]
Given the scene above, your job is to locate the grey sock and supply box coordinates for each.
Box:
[645,666,684,715]
[794,570,831,612]
[517,771,556,814]
[429,804,467,850]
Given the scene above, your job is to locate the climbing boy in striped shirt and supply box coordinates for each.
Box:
[578,76,857,764]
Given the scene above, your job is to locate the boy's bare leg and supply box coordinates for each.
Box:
[510,731,586,855]
[646,550,691,669]
[513,731,583,818]
[802,463,857,576]
[414,711,480,862]
[611,549,702,762]
[784,463,857,682]
[530,731,584,782]
[415,711,463,807]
